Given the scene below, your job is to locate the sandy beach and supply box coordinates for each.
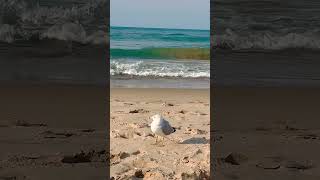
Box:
[110,88,210,179]
[0,84,108,180]
[212,87,320,180]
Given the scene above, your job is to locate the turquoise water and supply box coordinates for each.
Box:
[111,26,210,50]
[110,26,210,87]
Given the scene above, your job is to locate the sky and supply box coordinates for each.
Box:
[110,0,210,30]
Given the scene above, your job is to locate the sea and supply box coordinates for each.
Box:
[212,0,320,87]
[2,0,319,87]
[0,0,108,85]
[110,26,210,89]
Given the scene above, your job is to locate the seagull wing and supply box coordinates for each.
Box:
[161,119,175,135]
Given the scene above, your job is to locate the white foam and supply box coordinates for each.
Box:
[110,60,210,78]
[213,28,320,50]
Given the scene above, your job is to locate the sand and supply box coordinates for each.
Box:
[0,84,108,180]
[110,88,210,179]
[2,84,319,179]
[212,87,320,180]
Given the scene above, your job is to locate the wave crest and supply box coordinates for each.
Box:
[110,60,209,78]
[213,29,320,50]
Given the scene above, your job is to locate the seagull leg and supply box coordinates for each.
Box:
[151,135,158,145]
[154,136,164,146]
[159,136,165,146]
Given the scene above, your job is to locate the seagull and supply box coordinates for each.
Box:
[150,114,176,145]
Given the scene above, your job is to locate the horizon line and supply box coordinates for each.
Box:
[110,25,210,31]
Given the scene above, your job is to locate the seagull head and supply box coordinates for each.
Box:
[150,114,162,122]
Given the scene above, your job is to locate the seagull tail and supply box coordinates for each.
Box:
[172,127,176,133]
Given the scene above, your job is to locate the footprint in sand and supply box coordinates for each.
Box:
[184,127,207,135]
[132,156,158,168]
[256,160,281,170]
[112,164,131,176]
[110,151,131,165]
[111,130,129,139]
[110,150,142,167]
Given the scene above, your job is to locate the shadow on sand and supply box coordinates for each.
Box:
[180,137,209,144]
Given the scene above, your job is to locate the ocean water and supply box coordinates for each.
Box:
[0,0,108,44]
[110,26,210,88]
[212,0,320,87]
[0,0,108,85]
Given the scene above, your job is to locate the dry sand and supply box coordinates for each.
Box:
[110,88,210,179]
[0,84,108,180]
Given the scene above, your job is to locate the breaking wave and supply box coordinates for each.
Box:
[110,60,210,78]
[0,0,108,44]
[213,29,320,50]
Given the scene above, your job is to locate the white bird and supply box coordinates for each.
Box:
[150,114,176,145]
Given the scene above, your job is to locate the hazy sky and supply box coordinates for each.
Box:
[111,0,210,30]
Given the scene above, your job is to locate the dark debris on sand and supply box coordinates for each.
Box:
[61,150,107,164]
[80,129,95,133]
[41,130,74,139]
[129,109,149,113]
[224,152,248,165]
[134,169,144,178]
[0,149,107,168]
[285,160,314,170]
[15,120,47,127]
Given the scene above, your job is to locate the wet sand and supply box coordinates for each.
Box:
[110,88,210,179]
